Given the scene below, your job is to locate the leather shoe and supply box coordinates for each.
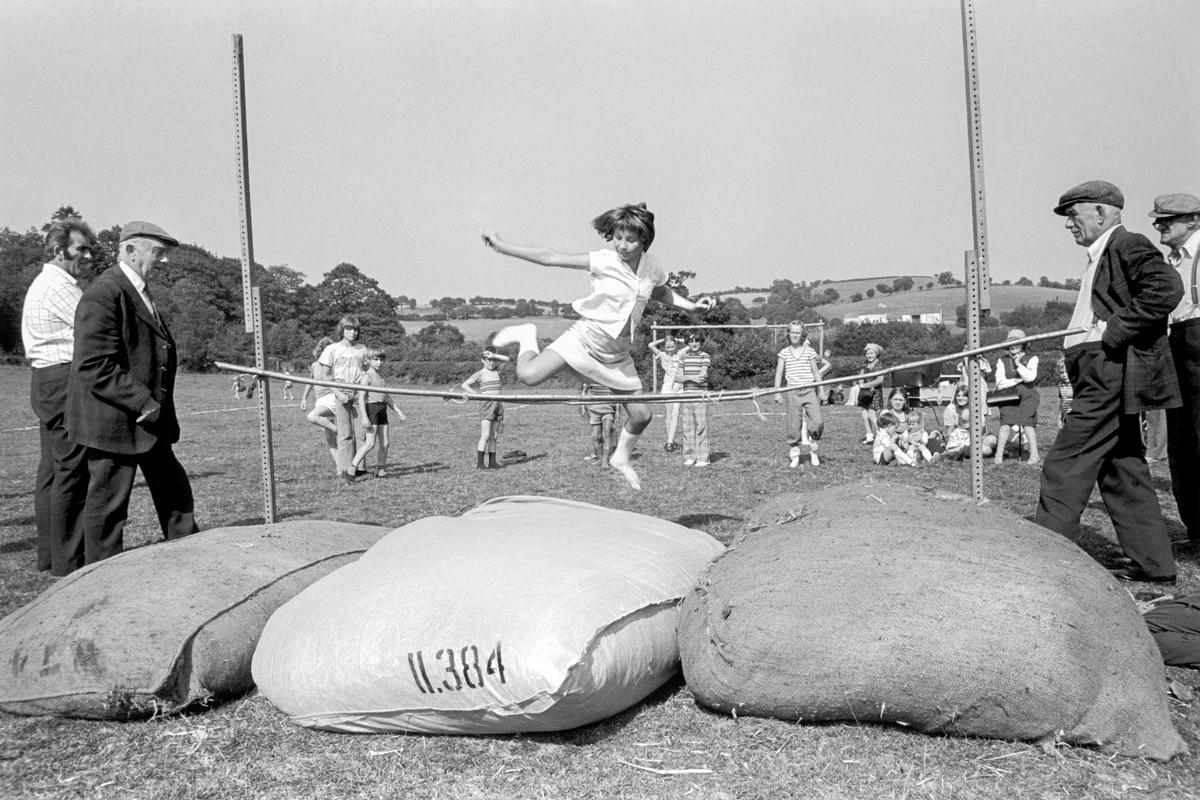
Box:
[1109,566,1175,584]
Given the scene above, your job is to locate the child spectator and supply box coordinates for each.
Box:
[874,411,915,465]
[1056,358,1073,428]
[317,316,366,476]
[818,349,834,404]
[461,350,509,469]
[580,382,618,465]
[855,343,885,443]
[282,369,296,400]
[899,409,935,463]
[992,329,1041,465]
[347,347,406,481]
[678,332,712,467]
[648,335,682,451]
[301,337,340,476]
[941,386,998,460]
[773,321,823,467]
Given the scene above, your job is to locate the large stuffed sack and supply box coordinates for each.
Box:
[252,495,725,734]
[0,521,388,719]
[678,482,1186,760]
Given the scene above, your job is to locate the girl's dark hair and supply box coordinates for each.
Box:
[592,203,655,250]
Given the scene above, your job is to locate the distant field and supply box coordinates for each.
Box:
[411,315,575,344]
[714,275,938,306]
[821,284,1077,322]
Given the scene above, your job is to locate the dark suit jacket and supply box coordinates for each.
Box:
[1091,226,1182,414]
[66,265,180,454]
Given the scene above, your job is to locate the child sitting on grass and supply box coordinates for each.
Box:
[940,386,997,461]
[899,409,935,463]
[874,411,915,466]
[347,346,406,482]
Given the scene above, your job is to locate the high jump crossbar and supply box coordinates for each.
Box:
[214,327,1082,408]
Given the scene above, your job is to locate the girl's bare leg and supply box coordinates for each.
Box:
[609,398,651,490]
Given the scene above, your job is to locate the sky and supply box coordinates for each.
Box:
[2,0,1198,306]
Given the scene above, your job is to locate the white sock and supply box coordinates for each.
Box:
[609,429,641,490]
[493,323,539,355]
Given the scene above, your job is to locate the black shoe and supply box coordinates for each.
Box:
[665,443,677,452]
[1109,566,1175,584]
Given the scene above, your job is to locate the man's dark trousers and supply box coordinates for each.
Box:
[1036,343,1175,577]
[30,362,87,575]
[1167,318,1200,543]
[82,440,197,564]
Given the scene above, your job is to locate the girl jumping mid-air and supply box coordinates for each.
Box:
[482,203,714,490]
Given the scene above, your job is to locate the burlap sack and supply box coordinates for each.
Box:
[0,521,388,719]
[679,481,1186,760]
[253,496,725,734]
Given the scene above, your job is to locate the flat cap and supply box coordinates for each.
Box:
[119,221,179,247]
[1053,181,1124,216]
[1005,328,1026,342]
[1148,193,1200,218]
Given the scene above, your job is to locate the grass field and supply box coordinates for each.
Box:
[1,364,1198,799]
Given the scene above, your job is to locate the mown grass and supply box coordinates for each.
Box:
[1,364,1198,800]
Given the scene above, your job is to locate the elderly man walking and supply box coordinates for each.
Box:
[1035,181,1182,584]
[66,221,199,564]
[1152,193,1200,549]
[21,219,94,575]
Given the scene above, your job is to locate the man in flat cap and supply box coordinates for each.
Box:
[1035,181,1182,583]
[21,218,94,575]
[1152,193,1200,549]
[66,221,199,565]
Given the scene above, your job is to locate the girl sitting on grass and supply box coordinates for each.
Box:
[941,386,997,460]
[481,203,714,490]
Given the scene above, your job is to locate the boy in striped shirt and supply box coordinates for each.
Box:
[774,322,824,467]
[678,333,712,466]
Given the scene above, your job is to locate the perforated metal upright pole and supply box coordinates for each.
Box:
[965,250,985,501]
[233,33,277,522]
[961,0,991,314]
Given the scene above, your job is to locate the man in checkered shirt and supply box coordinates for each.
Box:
[21,219,95,575]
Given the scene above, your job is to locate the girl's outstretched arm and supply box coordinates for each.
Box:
[650,285,715,312]
[481,230,589,270]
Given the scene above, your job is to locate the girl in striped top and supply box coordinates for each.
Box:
[461,350,510,469]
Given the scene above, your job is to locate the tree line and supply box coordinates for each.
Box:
[2,207,1076,388]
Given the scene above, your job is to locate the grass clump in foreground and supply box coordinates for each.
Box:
[0,365,1198,799]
